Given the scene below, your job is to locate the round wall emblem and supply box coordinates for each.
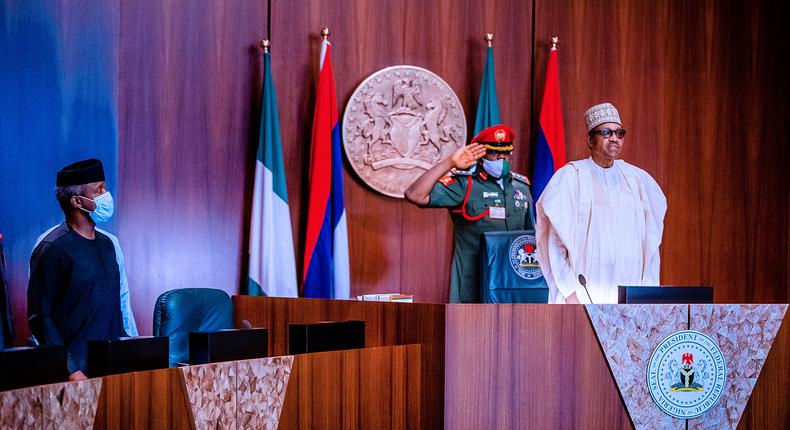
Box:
[647,330,726,419]
[342,65,467,198]
[508,235,542,280]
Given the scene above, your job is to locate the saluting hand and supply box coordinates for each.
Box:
[451,143,486,169]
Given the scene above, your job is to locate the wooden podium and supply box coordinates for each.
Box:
[444,304,789,429]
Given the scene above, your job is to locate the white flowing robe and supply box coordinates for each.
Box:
[536,158,667,304]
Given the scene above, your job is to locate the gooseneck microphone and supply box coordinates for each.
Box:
[578,274,595,304]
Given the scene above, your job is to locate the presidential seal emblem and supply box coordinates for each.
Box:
[342,65,467,198]
[508,235,542,280]
[647,330,726,419]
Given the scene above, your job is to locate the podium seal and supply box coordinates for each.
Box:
[647,330,726,419]
[508,235,542,280]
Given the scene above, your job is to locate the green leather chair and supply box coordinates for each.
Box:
[152,288,233,367]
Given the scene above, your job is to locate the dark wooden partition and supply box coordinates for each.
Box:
[233,296,445,429]
[739,312,790,428]
[445,305,632,429]
[92,345,420,429]
[280,345,422,429]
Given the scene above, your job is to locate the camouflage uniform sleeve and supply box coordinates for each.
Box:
[426,175,466,208]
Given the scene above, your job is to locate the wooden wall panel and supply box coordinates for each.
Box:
[533,0,789,303]
[118,0,266,335]
[233,296,445,429]
[110,0,786,341]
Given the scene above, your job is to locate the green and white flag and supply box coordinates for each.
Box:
[248,49,298,297]
[474,44,502,134]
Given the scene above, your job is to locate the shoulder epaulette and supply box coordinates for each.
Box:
[438,175,457,187]
[511,172,531,185]
[450,168,473,176]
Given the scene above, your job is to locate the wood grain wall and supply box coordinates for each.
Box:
[118,0,266,335]
[110,0,788,335]
[532,0,789,304]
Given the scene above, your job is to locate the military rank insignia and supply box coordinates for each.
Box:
[438,175,456,186]
[511,172,530,185]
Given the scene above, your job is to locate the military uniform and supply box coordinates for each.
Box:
[428,168,535,303]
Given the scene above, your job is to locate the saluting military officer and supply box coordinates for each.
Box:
[405,125,535,303]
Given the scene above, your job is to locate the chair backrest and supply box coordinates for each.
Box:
[153,288,233,367]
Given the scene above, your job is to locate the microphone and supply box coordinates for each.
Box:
[578,274,594,304]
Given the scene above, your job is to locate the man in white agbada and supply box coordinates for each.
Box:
[535,103,666,304]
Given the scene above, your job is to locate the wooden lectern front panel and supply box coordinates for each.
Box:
[444,304,632,429]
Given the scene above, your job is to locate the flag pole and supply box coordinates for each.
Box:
[485,33,494,47]
[551,35,558,50]
[260,39,270,53]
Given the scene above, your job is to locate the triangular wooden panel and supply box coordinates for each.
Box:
[179,357,295,430]
[586,304,688,430]
[180,361,238,429]
[236,356,294,430]
[688,304,788,430]
[42,378,102,430]
[0,385,43,429]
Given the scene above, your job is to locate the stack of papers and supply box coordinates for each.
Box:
[357,293,414,302]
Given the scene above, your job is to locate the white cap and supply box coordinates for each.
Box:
[584,102,621,132]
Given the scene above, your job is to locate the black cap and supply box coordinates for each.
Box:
[56,158,105,186]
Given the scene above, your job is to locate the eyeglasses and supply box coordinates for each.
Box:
[590,128,627,139]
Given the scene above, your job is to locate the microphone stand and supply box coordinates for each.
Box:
[578,274,594,304]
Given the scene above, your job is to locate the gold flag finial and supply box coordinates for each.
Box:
[260,39,270,53]
[550,36,559,50]
[321,27,331,40]
[485,33,494,47]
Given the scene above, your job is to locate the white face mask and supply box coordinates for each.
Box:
[79,191,115,223]
[482,159,510,178]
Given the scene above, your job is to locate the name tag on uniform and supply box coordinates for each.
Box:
[489,206,506,219]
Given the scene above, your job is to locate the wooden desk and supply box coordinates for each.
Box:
[0,344,421,430]
[4,300,787,429]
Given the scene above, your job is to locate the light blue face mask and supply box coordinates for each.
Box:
[79,191,115,223]
[482,158,510,178]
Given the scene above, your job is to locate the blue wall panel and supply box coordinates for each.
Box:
[0,0,118,342]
